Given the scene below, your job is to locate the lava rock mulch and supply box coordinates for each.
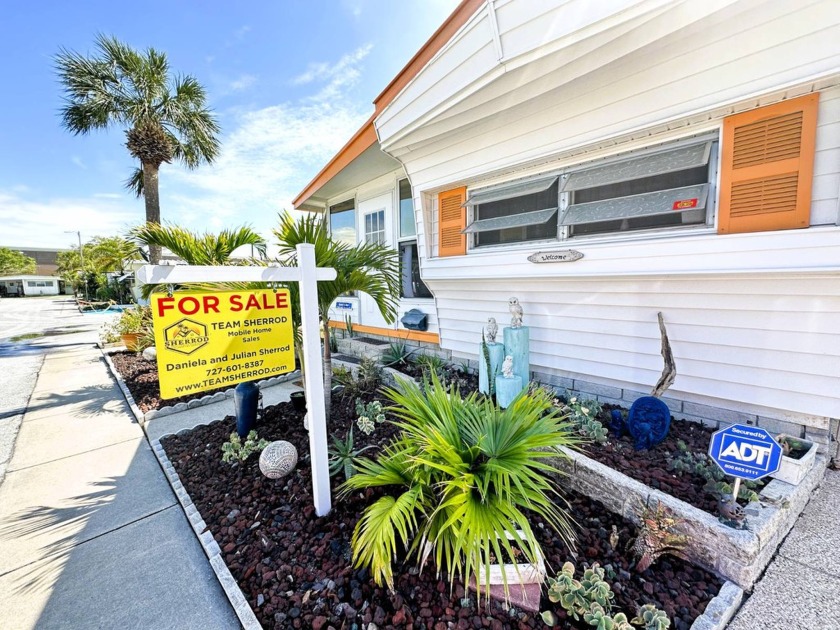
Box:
[583,408,767,515]
[109,351,230,412]
[161,395,722,630]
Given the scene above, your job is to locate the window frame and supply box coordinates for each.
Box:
[328,197,357,247]
[397,179,433,300]
[465,131,721,253]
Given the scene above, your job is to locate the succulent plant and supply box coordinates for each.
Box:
[630,501,689,572]
[631,604,671,630]
[546,562,614,620]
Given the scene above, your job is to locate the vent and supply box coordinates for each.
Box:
[730,174,798,218]
[732,111,803,169]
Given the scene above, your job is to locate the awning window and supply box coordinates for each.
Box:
[463,175,558,207]
[560,184,709,226]
[562,142,712,193]
[463,207,558,234]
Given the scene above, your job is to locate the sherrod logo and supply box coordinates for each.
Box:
[163,319,209,355]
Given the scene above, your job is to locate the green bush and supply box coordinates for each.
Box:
[342,375,578,595]
[221,431,268,464]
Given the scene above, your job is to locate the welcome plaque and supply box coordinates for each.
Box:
[527,250,584,264]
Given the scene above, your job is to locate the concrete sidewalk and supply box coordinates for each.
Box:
[728,468,840,629]
[0,344,239,629]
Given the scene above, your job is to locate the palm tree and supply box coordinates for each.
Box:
[131,223,266,266]
[274,212,400,418]
[89,236,144,274]
[56,35,220,264]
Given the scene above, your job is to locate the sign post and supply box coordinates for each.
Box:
[137,244,336,516]
[708,424,783,502]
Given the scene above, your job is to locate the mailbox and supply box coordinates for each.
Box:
[400,308,428,331]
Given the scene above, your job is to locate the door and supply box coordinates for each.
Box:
[357,192,394,330]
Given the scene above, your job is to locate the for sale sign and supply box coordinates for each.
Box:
[708,424,782,481]
[151,289,295,399]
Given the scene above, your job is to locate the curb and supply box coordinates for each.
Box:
[100,346,299,425]
[151,429,262,630]
[690,581,743,630]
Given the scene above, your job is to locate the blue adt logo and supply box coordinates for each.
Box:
[708,424,782,481]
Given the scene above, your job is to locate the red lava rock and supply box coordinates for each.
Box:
[162,396,722,629]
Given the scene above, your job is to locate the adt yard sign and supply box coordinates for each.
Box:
[708,424,782,481]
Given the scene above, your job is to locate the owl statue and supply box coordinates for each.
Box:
[501,355,514,378]
[508,297,524,328]
[485,317,498,343]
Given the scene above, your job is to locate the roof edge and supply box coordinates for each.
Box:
[292,115,378,209]
[373,0,486,113]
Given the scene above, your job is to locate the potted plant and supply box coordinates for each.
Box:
[115,306,152,352]
[771,434,818,486]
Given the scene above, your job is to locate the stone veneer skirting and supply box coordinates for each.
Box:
[334,333,838,459]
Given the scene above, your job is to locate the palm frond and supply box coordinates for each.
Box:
[124,166,144,198]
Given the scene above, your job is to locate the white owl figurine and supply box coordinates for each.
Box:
[485,317,498,344]
[509,297,524,328]
[501,355,514,378]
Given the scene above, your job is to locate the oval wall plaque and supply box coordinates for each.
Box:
[527,250,584,263]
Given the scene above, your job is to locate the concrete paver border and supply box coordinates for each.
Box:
[151,426,262,630]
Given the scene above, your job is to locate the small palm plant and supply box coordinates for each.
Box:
[342,375,580,598]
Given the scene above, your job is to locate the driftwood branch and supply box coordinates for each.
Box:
[651,312,676,397]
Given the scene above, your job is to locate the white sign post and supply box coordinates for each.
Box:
[137,243,337,516]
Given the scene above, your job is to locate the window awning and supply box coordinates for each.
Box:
[463,207,558,234]
[559,184,709,226]
[463,175,558,207]
[562,142,712,192]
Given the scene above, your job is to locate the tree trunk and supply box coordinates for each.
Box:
[322,320,333,421]
[143,162,162,264]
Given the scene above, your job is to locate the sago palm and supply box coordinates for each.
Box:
[343,377,580,600]
[56,35,220,264]
[273,211,400,417]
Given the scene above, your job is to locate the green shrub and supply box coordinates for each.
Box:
[555,396,608,444]
[381,341,414,368]
[221,431,268,464]
[414,353,448,382]
[342,375,578,596]
[631,604,671,630]
[328,428,372,481]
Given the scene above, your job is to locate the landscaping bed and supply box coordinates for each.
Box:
[161,395,723,630]
[110,350,230,412]
[583,408,767,515]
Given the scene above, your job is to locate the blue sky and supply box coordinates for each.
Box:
[0,0,459,249]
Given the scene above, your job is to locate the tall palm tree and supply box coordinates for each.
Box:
[131,223,267,265]
[56,35,220,264]
[274,212,400,417]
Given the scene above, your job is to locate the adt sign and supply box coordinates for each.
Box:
[709,424,782,481]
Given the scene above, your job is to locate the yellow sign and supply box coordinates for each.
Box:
[151,289,295,399]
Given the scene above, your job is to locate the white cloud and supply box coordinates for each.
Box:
[71,156,87,170]
[292,44,373,90]
[229,74,257,91]
[0,191,142,248]
[166,45,375,233]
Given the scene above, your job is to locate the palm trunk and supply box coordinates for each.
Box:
[322,320,333,421]
[143,162,162,264]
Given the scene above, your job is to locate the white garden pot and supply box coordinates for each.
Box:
[770,435,817,486]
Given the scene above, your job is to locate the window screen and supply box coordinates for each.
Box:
[469,179,559,247]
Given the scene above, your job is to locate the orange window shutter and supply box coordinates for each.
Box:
[718,93,819,235]
[437,186,467,257]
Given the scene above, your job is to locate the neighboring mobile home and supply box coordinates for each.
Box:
[294,0,840,449]
[0,275,64,297]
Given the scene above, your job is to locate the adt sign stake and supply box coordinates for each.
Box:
[709,424,782,481]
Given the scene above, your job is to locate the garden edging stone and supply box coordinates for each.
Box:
[549,445,828,588]
[151,432,262,630]
[101,345,300,425]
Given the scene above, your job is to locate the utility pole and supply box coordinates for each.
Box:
[65,230,87,300]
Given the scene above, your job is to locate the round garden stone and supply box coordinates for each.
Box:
[259,440,298,478]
